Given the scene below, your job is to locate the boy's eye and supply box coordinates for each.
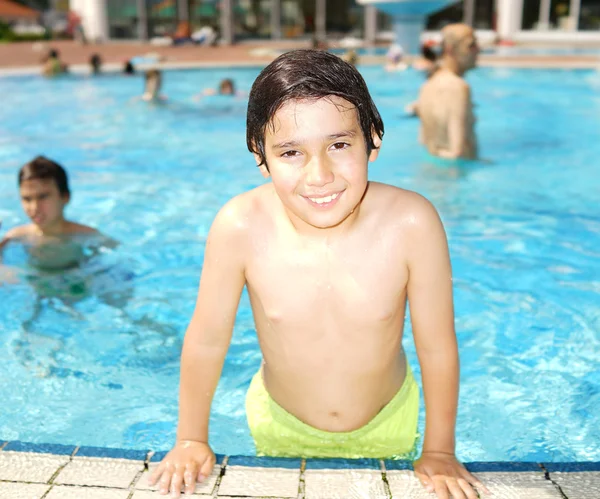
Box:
[331,142,349,150]
[281,150,300,158]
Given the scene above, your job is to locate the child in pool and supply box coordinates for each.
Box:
[150,49,486,499]
[0,156,101,270]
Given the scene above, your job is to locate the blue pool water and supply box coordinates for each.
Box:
[1,66,599,461]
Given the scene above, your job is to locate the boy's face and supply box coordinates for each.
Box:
[259,97,380,231]
[19,178,68,230]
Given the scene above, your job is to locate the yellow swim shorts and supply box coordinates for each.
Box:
[245,366,419,459]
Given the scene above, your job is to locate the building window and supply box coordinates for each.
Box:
[579,0,600,30]
[426,1,464,30]
[107,0,139,39]
[473,0,494,29]
[522,0,541,29]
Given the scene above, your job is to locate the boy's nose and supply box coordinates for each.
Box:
[305,155,334,187]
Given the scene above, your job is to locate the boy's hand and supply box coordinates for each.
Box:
[414,451,488,498]
[149,440,216,497]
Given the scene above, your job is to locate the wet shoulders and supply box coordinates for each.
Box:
[366,183,440,228]
[4,224,34,240]
[212,184,273,235]
[66,222,99,235]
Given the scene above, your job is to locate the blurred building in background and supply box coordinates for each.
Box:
[43,0,600,44]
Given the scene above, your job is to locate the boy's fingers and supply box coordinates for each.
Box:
[149,462,165,485]
[199,455,214,480]
[432,478,450,499]
[170,468,184,498]
[457,477,478,499]
[159,463,174,494]
[414,471,435,492]
[183,463,198,495]
[463,471,489,494]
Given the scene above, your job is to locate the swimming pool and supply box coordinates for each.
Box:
[0,66,599,462]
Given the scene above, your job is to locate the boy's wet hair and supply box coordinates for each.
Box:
[247,49,384,169]
[19,156,70,197]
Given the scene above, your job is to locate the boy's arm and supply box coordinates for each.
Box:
[177,203,246,442]
[150,201,247,496]
[406,196,485,498]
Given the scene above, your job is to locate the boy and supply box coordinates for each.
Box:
[0,156,99,270]
[150,50,485,499]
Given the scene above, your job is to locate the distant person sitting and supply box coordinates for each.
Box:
[123,60,135,75]
[417,23,479,160]
[142,69,166,102]
[41,49,68,77]
[385,44,408,72]
[89,53,102,75]
[0,156,100,270]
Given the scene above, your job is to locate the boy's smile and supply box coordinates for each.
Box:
[259,96,380,232]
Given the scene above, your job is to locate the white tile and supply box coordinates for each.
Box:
[386,470,437,498]
[45,485,131,499]
[131,492,211,499]
[0,482,50,499]
[54,457,144,488]
[304,469,387,499]
[387,470,562,499]
[0,451,69,483]
[218,466,300,497]
[467,472,561,499]
[136,462,220,495]
[551,471,600,499]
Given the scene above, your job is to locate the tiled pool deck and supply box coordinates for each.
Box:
[1,442,599,498]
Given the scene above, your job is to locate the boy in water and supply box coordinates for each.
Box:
[150,50,485,499]
[0,156,99,270]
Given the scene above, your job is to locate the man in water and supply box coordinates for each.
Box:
[0,156,99,270]
[417,24,479,160]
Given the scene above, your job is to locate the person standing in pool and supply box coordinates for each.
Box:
[150,49,487,499]
[0,156,100,270]
[417,24,479,160]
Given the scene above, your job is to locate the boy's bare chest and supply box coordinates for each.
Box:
[246,242,408,326]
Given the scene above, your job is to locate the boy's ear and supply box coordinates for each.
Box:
[62,193,71,205]
[253,153,270,178]
[368,132,382,162]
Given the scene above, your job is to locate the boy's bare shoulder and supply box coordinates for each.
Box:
[3,225,33,240]
[65,222,99,235]
[368,182,441,229]
[211,184,273,235]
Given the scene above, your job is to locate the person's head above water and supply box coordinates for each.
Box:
[246,49,384,171]
[18,156,70,231]
[441,23,478,73]
[219,78,235,95]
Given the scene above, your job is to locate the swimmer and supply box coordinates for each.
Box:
[149,49,486,499]
[0,156,104,271]
[193,78,243,100]
[385,44,408,72]
[416,24,479,160]
[142,69,166,102]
